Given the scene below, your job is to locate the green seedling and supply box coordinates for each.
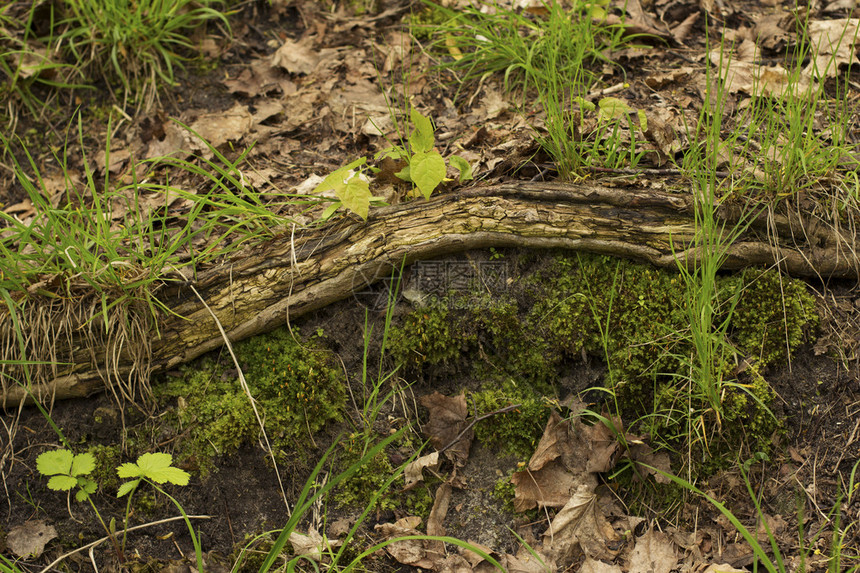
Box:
[36,450,98,503]
[380,107,472,198]
[37,449,123,561]
[314,107,471,220]
[37,449,196,568]
[116,453,202,570]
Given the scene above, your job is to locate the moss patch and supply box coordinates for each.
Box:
[154,327,346,474]
[390,252,816,464]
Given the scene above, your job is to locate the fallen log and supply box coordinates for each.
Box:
[1,180,856,407]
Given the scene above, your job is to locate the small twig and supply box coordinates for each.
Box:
[38,515,211,573]
[88,545,98,573]
[437,403,522,455]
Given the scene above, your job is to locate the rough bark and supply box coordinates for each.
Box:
[2,181,856,406]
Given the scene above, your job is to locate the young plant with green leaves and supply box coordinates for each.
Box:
[427,0,634,178]
[37,449,195,568]
[314,107,471,220]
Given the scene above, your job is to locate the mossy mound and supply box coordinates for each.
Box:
[390,252,817,462]
[154,327,346,473]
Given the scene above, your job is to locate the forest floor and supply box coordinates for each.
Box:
[2,0,860,571]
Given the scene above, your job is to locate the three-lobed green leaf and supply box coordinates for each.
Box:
[37,449,98,498]
[117,452,190,498]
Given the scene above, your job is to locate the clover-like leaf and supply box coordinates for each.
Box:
[120,453,190,486]
[36,450,73,477]
[409,108,435,154]
[410,151,447,199]
[75,478,97,502]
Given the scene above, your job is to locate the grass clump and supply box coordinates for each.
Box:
[333,434,435,517]
[155,327,345,472]
[58,0,229,107]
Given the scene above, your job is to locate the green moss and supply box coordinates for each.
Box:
[731,268,818,366]
[86,444,123,492]
[388,304,474,367]
[469,381,550,460]
[154,327,345,473]
[389,252,817,469]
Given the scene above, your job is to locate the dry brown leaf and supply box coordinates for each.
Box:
[189,103,254,149]
[421,392,473,465]
[543,484,621,562]
[289,528,339,561]
[755,13,791,51]
[671,11,699,44]
[582,419,621,473]
[404,451,441,487]
[709,53,813,98]
[6,520,57,558]
[223,57,297,97]
[376,516,441,569]
[627,528,677,573]
[579,557,623,573]
[804,19,860,79]
[271,37,321,75]
[701,564,747,573]
[512,459,586,511]
[427,483,452,537]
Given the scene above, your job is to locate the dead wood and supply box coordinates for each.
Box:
[2,180,856,407]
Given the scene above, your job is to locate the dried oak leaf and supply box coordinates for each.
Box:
[420,391,473,465]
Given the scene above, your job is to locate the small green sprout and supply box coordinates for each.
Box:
[315,107,472,220]
[36,449,98,502]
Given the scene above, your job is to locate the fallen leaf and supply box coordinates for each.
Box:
[289,528,327,561]
[701,564,748,573]
[627,528,677,573]
[271,37,320,75]
[543,484,621,562]
[804,18,860,78]
[6,520,57,558]
[421,392,473,465]
[579,557,623,572]
[376,517,440,569]
[404,451,440,487]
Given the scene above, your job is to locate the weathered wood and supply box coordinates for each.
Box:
[2,181,856,406]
